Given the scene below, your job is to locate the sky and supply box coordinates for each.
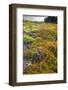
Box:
[23,15,48,22]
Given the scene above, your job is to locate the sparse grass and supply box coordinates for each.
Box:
[23,21,57,74]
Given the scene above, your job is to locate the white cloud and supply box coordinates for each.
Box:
[23,15,47,22]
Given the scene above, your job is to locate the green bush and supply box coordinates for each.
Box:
[24,34,34,43]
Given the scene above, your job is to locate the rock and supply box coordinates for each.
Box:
[32,52,41,63]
